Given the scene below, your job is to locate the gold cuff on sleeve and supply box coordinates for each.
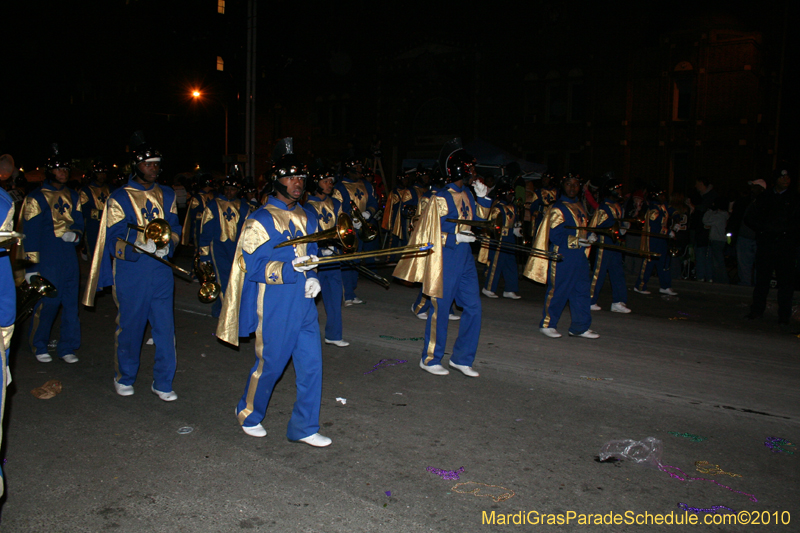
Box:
[265,261,284,285]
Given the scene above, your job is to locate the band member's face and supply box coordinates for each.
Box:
[562,179,580,199]
[319,177,334,195]
[137,161,160,183]
[776,173,791,192]
[281,175,305,201]
[51,168,69,184]
[224,186,240,200]
[95,172,108,184]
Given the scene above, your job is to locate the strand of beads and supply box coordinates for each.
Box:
[678,503,736,514]
[764,437,795,454]
[363,358,408,375]
[426,466,464,481]
[659,464,757,503]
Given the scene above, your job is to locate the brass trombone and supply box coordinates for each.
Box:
[292,243,434,268]
[350,201,377,242]
[565,226,661,257]
[116,238,193,279]
[194,256,222,303]
[17,274,57,322]
[0,231,24,249]
[447,218,561,262]
[127,218,173,248]
[275,212,357,252]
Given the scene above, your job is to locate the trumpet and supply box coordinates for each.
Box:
[127,218,172,248]
[17,274,57,322]
[194,256,222,303]
[275,212,357,252]
[0,231,24,249]
[350,201,377,242]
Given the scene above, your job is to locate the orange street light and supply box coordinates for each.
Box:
[192,90,201,98]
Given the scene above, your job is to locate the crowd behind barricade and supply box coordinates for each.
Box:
[0,136,799,497]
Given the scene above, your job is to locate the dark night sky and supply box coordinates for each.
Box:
[2,0,797,173]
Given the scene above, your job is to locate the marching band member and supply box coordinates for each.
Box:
[479,178,522,299]
[82,134,182,401]
[394,138,491,377]
[530,173,559,239]
[217,138,330,447]
[305,165,349,347]
[589,176,631,313]
[633,184,678,296]
[525,174,598,339]
[181,173,215,250]
[19,144,84,363]
[79,160,112,259]
[198,168,250,318]
[0,170,16,497]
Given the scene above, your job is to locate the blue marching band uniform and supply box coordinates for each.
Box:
[218,196,323,441]
[198,193,250,318]
[525,195,594,337]
[20,181,84,361]
[83,175,182,397]
[305,192,347,344]
[0,187,16,497]
[589,199,629,309]
[480,197,520,297]
[334,170,378,303]
[634,198,675,294]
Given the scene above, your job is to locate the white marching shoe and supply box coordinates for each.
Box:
[449,361,479,377]
[659,288,678,296]
[610,302,631,313]
[481,288,499,298]
[324,339,350,347]
[569,329,600,339]
[151,384,178,402]
[294,433,332,447]
[590,304,602,311]
[114,379,134,397]
[503,292,521,300]
[539,328,562,339]
[419,360,449,375]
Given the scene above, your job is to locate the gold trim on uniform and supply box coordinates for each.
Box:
[392,193,445,299]
[541,246,560,327]
[264,204,308,257]
[523,207,563,283]
[238,283,267,424]
[306,197,337,231]
[342,181,369,212]
[213,199,242,242]
[241,219,270,254]
[264,262,285,285]
[21,197,41,221]
[424,298,439,364]
[41,188,76,238]
[199,246,210,257]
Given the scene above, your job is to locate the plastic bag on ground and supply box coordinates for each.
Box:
[599,437,663,468]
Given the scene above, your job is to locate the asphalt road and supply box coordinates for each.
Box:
[1,256,798,532]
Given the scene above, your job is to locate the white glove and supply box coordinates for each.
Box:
[304,277,321,298]
[622,221,631,229]
[320,246,335,257]
[292,255,318,272]
[361,210,371,221]
[155,245,169,258]
[353,218,363,230]
[5,367,11,387]
[586,233,598,244]
[472,180,488,198]
[456,231,476,243]
[25,272,40,284]
[672,224,681,232]
[513,223,523,238]
[61,231,78,243]
[669,230,676,239]
[619,227,627,236]
[578,238,593,247]
[136,239,157,254]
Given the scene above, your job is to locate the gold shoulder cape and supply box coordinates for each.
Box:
[392,194,444,299]
[82,204,113,307]
[523,206,561,284]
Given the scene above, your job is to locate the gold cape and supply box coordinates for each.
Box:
[215,230,248,346]
[82,203,112,307]
[392,194,444,299]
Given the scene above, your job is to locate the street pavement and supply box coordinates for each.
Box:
[1,253,798,532]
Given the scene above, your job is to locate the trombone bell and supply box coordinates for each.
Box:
[275,212,357,252]
[128,218,172,249]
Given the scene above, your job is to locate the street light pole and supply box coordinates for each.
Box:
[191,90,229,172]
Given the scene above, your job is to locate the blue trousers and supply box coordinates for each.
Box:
[210,241,236,318]
[590,248,627,304]
[422,244,481,367]
[237,285,322,441]
[413,288,456,316]
[113,259,177,392]
[28,249,80,358]
[635,240,671,290]
[483,247,519,293]
[540,250,592,334]
[318,267,343,341]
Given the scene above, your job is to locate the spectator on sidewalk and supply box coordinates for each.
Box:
[703,197,730,284]
[735,180,766,286]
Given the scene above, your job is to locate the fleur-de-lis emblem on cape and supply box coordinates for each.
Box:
[460,200,470,219]
[318,209,332,225]
[141,199,160,222]
[98,192,108,204]
[223,206,235,221]
[269,272,279,282]
[281,220,303,242]
[54,197,69,215]
[354,188,364,200]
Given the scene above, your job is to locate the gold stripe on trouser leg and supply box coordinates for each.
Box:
[486,248,500,291]
[424,297,439,364]
[111,261,122,381]
[413,297,427,315]
[541,252,559,328]
[0,325,13,358]
[589,248,605,299]
[238,283,266,424]
[0,332,6,498]
[211,241,224,300]
[27,302,44,354]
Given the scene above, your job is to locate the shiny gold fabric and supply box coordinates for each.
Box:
[477,204,502,265]
[216,219,262,346]
[82,200,114,306]
[217,199,242,242]
[181,196,204,245]
[41,189,75,238]
[265,204,309,257]
[381,191,400,231]
[342,181,369,212]
[523,206,562,283]
[305,197,337,231]
[264,262,284,284]
[331,189,344,204]
[392,195,445,299]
